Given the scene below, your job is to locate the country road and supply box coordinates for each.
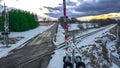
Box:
[0,23,57,68]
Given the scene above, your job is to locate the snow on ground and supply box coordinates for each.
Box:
[55,24,107,45]
[54,24,65,45]
[111,63,119,68]
[81,23,96,29]
[106,41,119,68]
[47,49,65,68]
[0,24,54,58]
[75,24,111,38]
[68,24,79,31]
[55,24,116,45]
[47,24,117,68]
[77,24,116,47]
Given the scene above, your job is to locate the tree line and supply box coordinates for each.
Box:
[71,18,117,27]
[0,9,38,32]
[59,16,118,28]
[86,19,117,27]
[0,14,4,31]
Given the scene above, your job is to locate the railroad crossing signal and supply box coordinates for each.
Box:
[62,0,86,68]
[1,32,9,35]
[1,3,10,47]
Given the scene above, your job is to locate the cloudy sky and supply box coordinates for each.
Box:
[47,0,120,18]
[0,0,120,19]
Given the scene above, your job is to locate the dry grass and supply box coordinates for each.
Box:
[82,50,88,56]
[0,36,24,44]
[102,64,109,68]
[95,38,102,43]
[109,26,117,36]
[100,42,110,63]
[0,35,3,40]
[90,55,101,68]
[91,45,96,51]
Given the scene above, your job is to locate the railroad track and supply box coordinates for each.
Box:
[56,24,116,49]
[0,48,54,68]
[16,51,54,68]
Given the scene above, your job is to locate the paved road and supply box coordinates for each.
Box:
[0,23,57,68]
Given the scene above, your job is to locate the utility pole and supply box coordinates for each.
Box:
[62,1,85,67]
[2,3,9,47]
[117,24,119,44]
[117,21,120,46]
[72,31,76,67]
[117,21,120,58]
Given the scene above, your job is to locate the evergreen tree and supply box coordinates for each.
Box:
[8,9,38,32]
[0,14,4,31]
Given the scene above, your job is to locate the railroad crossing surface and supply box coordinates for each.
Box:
[0,24,57,68]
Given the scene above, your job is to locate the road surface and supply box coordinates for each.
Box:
[0,23,57,68]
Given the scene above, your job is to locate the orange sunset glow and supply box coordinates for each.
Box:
[76,13,120,21]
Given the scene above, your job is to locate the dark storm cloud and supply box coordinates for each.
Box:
[49,6,62,11]
[66,0,76,6]
[45,13,62,18]
[45,0,120,18]
[45,0,78,18]
[45,0,76,12]
[75,0,120,16]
